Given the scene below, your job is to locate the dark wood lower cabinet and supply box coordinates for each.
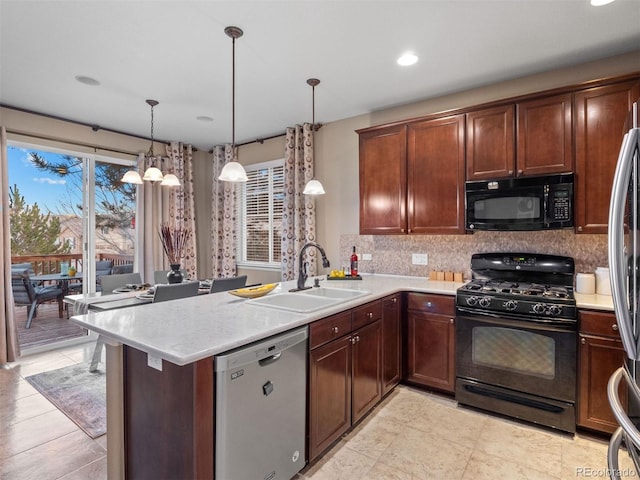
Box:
[308,336,352,461]
[382,294,402,395]
[123,346,214,480]
[307,299,386,463]
[352,320,383,423]
[577,309,628,434]
[405,293,455,393]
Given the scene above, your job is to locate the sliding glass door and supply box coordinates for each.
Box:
[8,142,137,351]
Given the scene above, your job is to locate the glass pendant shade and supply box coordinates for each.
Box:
[121,170,143,184]
[142,166,164,182]
[218,161,249,182]
[303,179,326,195]
[160,173,181,186]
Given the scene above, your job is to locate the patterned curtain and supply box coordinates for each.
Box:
[281,123,317,280]
[1,126,20,364]
[165,142,197,279]
[211,145,238,278]
[136,143,196,283]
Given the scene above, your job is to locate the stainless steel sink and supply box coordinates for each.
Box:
[248,288,370,313]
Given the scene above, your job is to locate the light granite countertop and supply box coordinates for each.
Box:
[71,274,463,367]
[70,273,617,367]
[575,292,614,311]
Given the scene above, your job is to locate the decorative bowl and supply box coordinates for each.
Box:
[229,283,278,299]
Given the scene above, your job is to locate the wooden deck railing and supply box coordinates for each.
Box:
[11,253,133,275]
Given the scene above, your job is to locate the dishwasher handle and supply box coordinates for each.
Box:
[259,352,282,367]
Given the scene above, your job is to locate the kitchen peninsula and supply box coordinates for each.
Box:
[70,274,614,479]
[70,274,459,479]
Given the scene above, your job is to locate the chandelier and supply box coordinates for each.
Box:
[121,99,180,186]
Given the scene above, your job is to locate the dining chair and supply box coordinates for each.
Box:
[11,268,63,328]
[112,263,134,275]
[95,260,113,291]
[209,275,248,293]
[101,272,143,295]
[153,282,200,303]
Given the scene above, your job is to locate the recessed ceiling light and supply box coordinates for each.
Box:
[197,116,214,122]
[74,75,100,86]
[590,0,615,5]
[397,52,418,66]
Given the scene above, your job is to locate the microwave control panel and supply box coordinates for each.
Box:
[551,189,571,221]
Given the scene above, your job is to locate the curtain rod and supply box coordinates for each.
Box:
[6,128,140,158]
[1,102,170,145]
[236,131,287,147]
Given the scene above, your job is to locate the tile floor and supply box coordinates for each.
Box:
[1,342,635,480]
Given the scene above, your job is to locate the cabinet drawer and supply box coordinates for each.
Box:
[579,310,620,339]
[309,312,352,350]
[407,293,455,315]
[352,300,382,331]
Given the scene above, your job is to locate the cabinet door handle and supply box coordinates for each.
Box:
[367,312,373,319]
[392,298,397,304]
[356,335,360,343]
[401,228,405,233]
[508,170,514,175]
[331,326,339,334]
[581,338,586,345]
[426,302,433,308]
[578,226,583,232]
[517,169,523,175]
[408,228,412,233]
[450,318,454,324]
[612,324,619,331]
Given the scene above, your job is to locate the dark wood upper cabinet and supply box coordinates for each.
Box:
[574,79,640,234]
[466,105,515,180]
[358,125,407,234]
[407,115,466,234]
[516,93,573,176]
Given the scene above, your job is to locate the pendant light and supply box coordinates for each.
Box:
[218,26,249,183]
[303,78,326,195]
[121,99,181,186]
[302,78,325,195]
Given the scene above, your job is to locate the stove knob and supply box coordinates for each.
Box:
[532,303,545,314]
[466,296,479,306]
[479,297,492,308]
[504,300,518,311]
[547,305,562,316]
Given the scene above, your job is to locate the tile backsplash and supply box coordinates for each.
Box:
[340,231,607,281]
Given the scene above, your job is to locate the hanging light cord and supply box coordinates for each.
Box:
[232,34,236,147]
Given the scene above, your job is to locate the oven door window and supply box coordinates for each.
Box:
[472,326,555,379]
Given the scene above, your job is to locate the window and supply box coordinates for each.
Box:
[236,160,284,268]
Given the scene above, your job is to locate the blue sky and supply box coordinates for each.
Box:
[8,145,81,214]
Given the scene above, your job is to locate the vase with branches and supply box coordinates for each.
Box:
[158,224,191,283]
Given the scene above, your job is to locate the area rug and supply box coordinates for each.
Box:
[25,363,106,438]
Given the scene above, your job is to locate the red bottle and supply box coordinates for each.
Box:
[350,246,358,277]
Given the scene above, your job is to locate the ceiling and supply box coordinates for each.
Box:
[1,1,639,150]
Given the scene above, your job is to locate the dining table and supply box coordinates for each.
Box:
[31,272,84,296]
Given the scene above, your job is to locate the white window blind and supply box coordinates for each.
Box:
[237,160,284,267]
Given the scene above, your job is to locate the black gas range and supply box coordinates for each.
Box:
[455,252,578,433]
[456,253,577,325]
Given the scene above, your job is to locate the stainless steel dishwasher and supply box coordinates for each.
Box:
[215,326,308,480]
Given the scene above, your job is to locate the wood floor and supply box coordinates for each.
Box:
[15,302,88,350]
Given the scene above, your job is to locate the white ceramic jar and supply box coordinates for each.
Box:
[595,267,611,296]
[575,273,596,294]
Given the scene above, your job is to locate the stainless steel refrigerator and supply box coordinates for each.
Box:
[608,100,640,479]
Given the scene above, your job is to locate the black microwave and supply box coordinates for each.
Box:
[465,173,574,231]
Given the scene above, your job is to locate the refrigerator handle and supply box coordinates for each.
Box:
[608,366,640,479]
[609,129,639,359]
